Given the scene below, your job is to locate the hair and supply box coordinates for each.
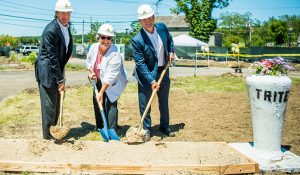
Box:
[139,15,155,22]
[54,11,72,18]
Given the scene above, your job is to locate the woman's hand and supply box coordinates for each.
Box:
[96,91,104,105]
[89,72,97,80]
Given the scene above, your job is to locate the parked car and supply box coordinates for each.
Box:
[20,45,39,55]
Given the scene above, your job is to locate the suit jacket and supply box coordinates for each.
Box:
[35,19,73,88]
[86,43,128,102]
[131,23,174,88]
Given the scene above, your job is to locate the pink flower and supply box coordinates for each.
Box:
[251,57,294,76]
[262,60,273,68]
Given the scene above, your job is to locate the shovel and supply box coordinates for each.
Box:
[50,90,70,141]
[88,77,120,142]
[126,62,171,143]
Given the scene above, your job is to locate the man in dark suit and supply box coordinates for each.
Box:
[35,0,73,140]
[131,4,175,138]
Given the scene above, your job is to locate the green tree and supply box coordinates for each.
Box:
[130,21,142,37]
[0,35,18,48]
[175,0,231,42]
[223,35,243,47]
[170,4,182,16]
[279,15,300,46]
[17,36,39,45]
[87,21,102,44]
[268,19,288,45]
[219,12,257,30]
[217,11,261,46]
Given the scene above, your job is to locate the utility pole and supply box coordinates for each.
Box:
[82,20,84,46]
[288,28,293,47]
[247,22,252,46]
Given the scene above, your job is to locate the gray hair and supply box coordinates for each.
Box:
[54,11,58,19]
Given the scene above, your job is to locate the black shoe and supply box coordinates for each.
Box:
[144,130,151,141]
[159,127,175,137]
[44,135,55,140]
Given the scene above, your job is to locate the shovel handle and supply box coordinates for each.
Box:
[138,62,171,131]
[89,77,104,110]
[58,90,64,127]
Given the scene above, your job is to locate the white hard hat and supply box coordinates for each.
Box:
[97,24,115,37]
[55,0,73,12]
[137,4,155,19]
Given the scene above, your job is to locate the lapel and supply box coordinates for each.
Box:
[140,29,157,57]
[67,26,73,56]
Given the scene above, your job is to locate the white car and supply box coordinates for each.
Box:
[20,45,39,55]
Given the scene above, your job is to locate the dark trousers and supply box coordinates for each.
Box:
[138,67,170,131]
[38,83,60,139]
[93,80,118,130]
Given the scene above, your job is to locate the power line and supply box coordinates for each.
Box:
[0,0,52,12]
[0,21,44,28]
[226,7,300,10]
[0,9,52,17]
[0,13,134,24]
[103,0,153,3]
[0,7,135,21]
[0,13,51,22]
[0,0,136,19]
[0,17,48,24]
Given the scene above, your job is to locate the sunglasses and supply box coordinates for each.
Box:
[100,36,112,40]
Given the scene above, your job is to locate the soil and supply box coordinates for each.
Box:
[0,82,299,174]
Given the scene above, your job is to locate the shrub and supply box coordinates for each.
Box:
[21,52,37,64]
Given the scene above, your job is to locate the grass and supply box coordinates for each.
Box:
[66,63,86,71]
[0,92,39,125]
[172,74,246,93]
[291,77,300,85]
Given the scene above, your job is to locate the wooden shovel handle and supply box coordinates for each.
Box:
[138,62,171,131]
[58,91,64,127]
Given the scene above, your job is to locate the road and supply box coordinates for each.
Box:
[0,60,299,102]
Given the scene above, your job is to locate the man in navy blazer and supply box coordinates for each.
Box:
[35,0,73,140]
[131,4,175,137]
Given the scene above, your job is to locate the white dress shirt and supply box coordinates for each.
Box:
[57,19,70,53]
[143,27,165,67]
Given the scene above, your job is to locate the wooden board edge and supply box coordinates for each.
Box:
[0,161,258,174]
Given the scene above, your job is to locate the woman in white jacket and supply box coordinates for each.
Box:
[86,23,128,131]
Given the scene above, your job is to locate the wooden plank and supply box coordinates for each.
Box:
[225,143,259,173]
[0,161,258,174]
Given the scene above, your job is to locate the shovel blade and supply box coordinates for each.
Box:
[108,129,119,141]
[99,129,109,142]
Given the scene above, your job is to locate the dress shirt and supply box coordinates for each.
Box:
[143,27,165,67]
[57,19,70,53]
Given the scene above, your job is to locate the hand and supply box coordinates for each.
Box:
[169,53,174,64]
[151,81,160,91]
[58,82,65,92]
[96,91,104,105]
[89,72,97,80]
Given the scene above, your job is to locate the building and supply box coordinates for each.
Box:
[156,15,222,47]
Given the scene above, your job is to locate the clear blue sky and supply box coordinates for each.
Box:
[0,0,299,37]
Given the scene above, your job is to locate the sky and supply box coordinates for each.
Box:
[0,0,299,37]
